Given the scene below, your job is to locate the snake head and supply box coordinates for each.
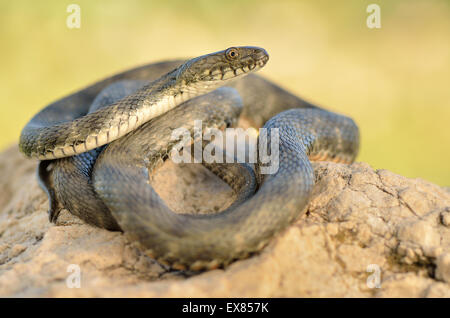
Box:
[176,46,269,86]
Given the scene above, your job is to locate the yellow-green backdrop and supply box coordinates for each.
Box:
[1,0,449,186]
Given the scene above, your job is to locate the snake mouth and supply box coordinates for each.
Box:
[225,47,269,80]
[219,59,267,80]
[206,49,269,82]
[181,46,269,83]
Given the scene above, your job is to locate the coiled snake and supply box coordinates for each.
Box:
[19,47,359,271]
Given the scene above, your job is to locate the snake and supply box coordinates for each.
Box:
[19,47,359,271]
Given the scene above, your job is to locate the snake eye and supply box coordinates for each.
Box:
[225,47,239,60]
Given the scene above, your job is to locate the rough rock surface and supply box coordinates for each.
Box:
[0,145,449,297]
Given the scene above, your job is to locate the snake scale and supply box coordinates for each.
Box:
[19,47,359,271]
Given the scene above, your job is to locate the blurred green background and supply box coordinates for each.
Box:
[0,0,449,185]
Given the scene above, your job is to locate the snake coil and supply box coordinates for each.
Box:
[19,47,359,270]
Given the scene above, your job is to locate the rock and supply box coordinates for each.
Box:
[0,145,449,297]
[435,253,450,284]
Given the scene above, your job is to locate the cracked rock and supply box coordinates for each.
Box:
[0,145,449,297]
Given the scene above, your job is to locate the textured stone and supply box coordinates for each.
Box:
[0,145,449,297]
[435,253,450,284]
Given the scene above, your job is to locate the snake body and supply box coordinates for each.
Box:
[19,47,359,270]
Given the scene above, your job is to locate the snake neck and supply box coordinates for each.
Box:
[20,47,270,160]
[23,69,228,160]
